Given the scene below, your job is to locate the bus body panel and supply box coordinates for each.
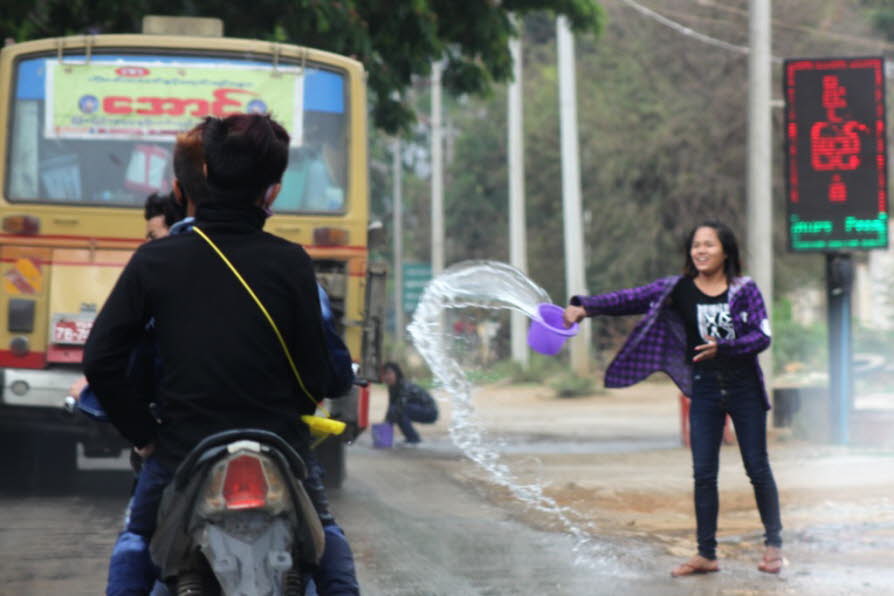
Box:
[0,35,377,481]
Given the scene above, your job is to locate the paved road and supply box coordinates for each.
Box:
[0,441,891,595]
[331,442,882,596]
[0,471,130,596]
[333,444,681,596]
[0,447,686,596]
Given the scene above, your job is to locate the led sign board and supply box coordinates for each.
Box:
[784,57,888,251]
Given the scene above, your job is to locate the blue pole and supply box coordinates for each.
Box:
[826,253,853,445]
[839,281,850,444]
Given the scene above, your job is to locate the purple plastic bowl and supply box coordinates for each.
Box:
[527,303,579,356]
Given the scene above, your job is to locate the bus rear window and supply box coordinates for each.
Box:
[6,53,348,213]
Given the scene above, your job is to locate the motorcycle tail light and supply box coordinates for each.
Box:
[200,450,290,515]
[259,458,288,510]
[201,461,228,513]
[222,454,268,510]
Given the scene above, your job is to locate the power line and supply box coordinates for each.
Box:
[697,0,894,52]
[616,0,894,76]
[615,0,749,56]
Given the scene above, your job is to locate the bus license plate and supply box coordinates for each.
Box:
[53,319,93,345]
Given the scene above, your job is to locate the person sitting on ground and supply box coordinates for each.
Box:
[382,362,438,445]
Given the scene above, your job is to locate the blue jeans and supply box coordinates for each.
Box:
[689,366,782,560]
[107,454,359,595]
[386,401,438,443]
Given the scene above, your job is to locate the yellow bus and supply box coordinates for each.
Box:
[0,27,383,489]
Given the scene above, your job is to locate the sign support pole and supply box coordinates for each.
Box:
[826,253,854,445]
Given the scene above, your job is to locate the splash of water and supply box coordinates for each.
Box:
[408,260,612,567]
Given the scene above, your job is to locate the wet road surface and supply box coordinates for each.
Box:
[336,441,894,596]
[0,471,131,595]
[0,440,891,595]
[334,445,679,596]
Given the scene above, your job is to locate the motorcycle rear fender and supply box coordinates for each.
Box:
[150,431,325,582]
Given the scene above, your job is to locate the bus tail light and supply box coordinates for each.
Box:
[2,216,39,235]
[313,227,349,246]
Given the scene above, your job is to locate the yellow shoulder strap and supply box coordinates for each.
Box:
[192,225,320,409]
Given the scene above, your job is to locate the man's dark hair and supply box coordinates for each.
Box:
[682,220,743,280]
[144,192,185,228]
[202,113,290,203]
[173,122,210,206]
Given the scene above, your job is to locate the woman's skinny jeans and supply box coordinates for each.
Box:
[689,365,782,560]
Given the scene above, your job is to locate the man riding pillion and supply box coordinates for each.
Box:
[84,113,359,595]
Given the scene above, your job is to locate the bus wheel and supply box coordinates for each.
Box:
[315,438,345,490]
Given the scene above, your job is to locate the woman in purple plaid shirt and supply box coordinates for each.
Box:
[564,221,783,577]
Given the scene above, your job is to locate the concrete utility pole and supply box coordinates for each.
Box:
[557,16,590,375]
[431,61,445,277]
[747,0,773,385]
[508,23,529,367]
[392,137,404,342]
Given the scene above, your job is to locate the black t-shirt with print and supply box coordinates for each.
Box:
[670,276,737,368]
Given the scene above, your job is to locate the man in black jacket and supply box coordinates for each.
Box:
[84,113,357,595]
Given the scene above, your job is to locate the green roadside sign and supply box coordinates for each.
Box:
[402,262,432,313]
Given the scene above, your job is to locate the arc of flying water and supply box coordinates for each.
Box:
[407,260,613,567]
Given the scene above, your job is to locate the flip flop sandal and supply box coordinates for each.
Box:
[670,560,720,577]
[757,556,784,574]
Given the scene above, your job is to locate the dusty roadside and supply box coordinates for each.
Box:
[367,379,894,580]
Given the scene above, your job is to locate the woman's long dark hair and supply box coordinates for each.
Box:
[383,361,405,402]
[682,220,742,280]
[382,361,404,384]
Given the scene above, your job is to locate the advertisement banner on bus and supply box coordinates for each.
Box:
[44,60,304,143]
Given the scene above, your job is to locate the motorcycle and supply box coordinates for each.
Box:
[149,428,326,596]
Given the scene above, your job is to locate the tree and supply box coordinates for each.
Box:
[0,0,603,132]
[862,0,894,39]
[380,1,894,363]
